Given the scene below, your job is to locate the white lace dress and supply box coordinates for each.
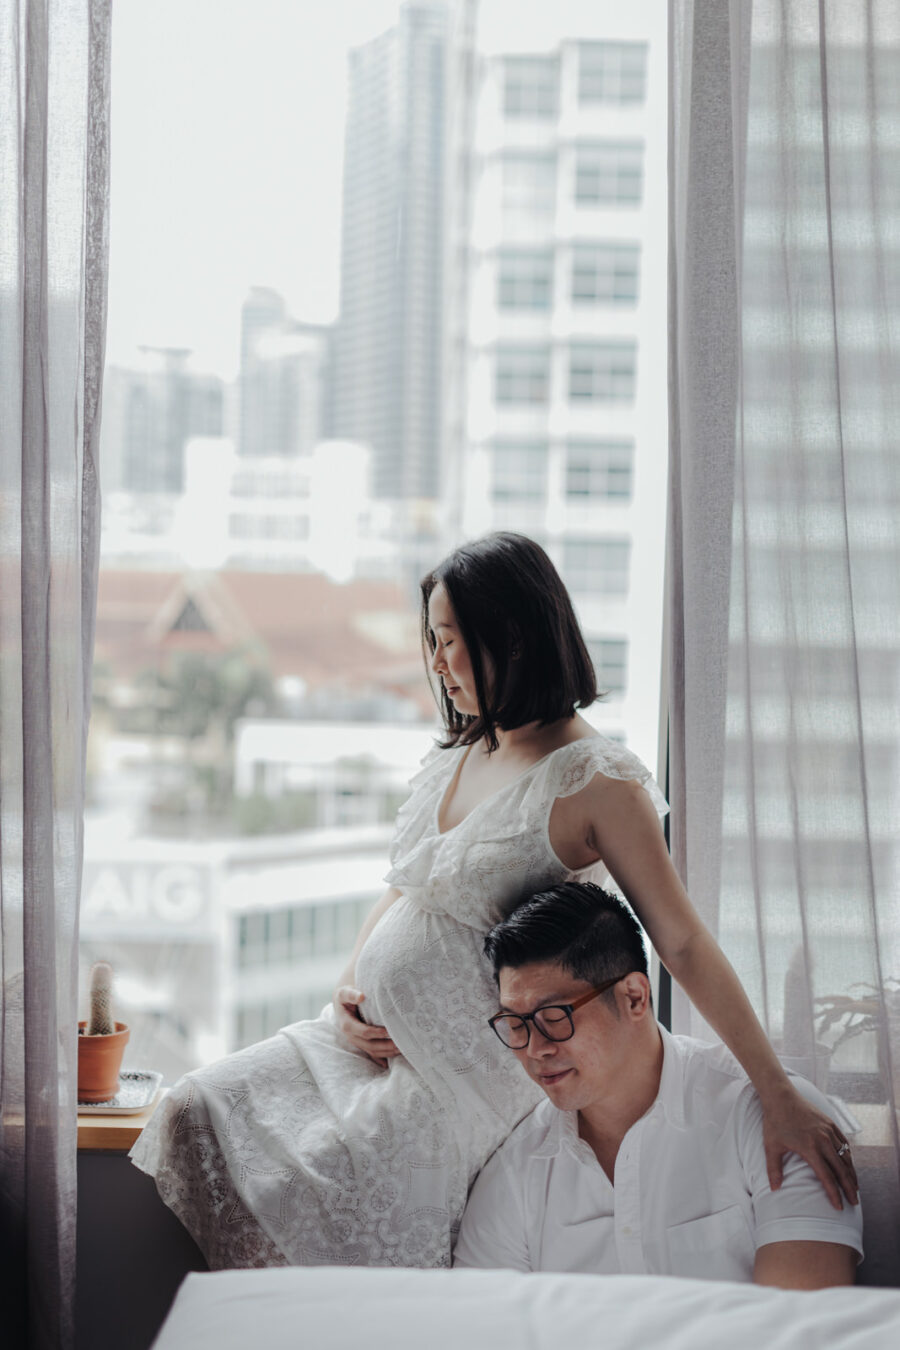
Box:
[130,735,667,1269]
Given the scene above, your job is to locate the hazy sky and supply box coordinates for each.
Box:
[106,0,406,379]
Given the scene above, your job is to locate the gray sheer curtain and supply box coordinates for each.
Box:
[669,0,900,1284]
[0,2,111,1346]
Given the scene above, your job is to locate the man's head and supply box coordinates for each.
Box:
[483,883,657,1114]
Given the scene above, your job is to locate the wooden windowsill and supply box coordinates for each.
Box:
[77,1092,164,1153]
[75,1094,895,1158]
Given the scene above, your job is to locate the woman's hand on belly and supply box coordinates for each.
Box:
[333,986,401,1070]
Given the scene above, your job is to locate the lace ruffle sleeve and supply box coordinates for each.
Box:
[548,737,668,822]
[387,740,454,869]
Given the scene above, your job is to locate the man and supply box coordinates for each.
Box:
[454,883,862,1287]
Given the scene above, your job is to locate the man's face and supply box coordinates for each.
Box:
[497,960,630,1115]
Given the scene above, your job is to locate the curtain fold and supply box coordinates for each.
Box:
[0,2,111,1346]
[669,0,900,1285]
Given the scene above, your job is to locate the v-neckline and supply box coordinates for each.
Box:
[434,735,599,837]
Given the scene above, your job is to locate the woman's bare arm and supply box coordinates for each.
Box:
[556,775,858,1210]
[333,886,403,1068]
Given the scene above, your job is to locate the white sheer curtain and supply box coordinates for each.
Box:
[0,2,111,1346]
[669,0,900,1285]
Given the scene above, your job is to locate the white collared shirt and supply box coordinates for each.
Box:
[454,1028,863,1280]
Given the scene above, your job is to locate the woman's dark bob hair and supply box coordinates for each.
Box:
[420,532,599,752]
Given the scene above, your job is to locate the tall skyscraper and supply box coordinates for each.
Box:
[100,347,224,495]
[332,2,448,500]
[238,287,330,459]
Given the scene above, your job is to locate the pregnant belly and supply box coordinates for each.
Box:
[354,896,497,1069]
[355,895,541,1143]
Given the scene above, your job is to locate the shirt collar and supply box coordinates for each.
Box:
[655,1025,686,1127]
[530,1022,687,1159]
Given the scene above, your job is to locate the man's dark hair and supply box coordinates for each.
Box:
[483,883,649,1003]
[420,532,599,753]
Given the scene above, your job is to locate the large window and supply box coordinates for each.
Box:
[571,242,640,305]
[575,142,644,207]
[497,249,555,310]
[578,40,648,105]
[495,345,552,404]
[569,341,637,402]
[503,55,559,119]
[87,3,669,1082]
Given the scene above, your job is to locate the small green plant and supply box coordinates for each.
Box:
[87,961,115,1036]
[815,978,900,1049]
[816,978,900,1093]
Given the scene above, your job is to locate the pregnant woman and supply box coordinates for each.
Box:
[131,532,856,1268]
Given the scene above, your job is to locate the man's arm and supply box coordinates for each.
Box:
[737,1079,863,1287]
[754,1240,857,1289]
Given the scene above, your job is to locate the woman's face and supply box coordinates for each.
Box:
[426,582,481,717]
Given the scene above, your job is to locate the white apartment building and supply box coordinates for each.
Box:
[233,720,437,828]
[449,2,668,768]
[163,436,399,580]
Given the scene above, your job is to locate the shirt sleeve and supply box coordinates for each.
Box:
[735,1077,864,1261]
[452,1143,532,1272]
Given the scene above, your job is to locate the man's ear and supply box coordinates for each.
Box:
[620,972,652,1021]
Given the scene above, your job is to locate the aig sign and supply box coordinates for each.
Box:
[81,860,214,934]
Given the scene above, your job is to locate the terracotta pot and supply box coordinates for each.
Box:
[77,1021,130,1103]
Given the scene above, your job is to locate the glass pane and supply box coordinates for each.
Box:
[503,56,559,118]
[578,41,648,105]
[575,142,645,206]
[85,2,668,1081]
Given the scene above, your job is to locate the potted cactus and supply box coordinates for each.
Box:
[77,961,130,1103]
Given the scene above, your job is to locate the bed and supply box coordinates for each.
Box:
[152,1266,900,1350]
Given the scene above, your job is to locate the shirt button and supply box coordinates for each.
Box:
[622,1226,633,1237]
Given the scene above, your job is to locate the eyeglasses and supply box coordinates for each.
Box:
[487,974,629,1050]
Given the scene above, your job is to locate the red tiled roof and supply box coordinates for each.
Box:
[94,569,430,710]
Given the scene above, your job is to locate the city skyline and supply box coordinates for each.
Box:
[106,1,651,380]
[106,0,416,379]
[91,0,672,1074]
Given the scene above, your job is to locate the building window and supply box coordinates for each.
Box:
[578,41,648,105]
[588,637,628,694]
[495,346,551,405]
[503,56,559,119]
[571,243,640,305]
[229,513,310,541]
[575,142,644,207]
[566,440,634,501]
[501,154,557,235]
[497,250,554,311]
[235,896,372,972]
[491,442,548,503]
[563,538,631,596]
[569,342,636,402]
